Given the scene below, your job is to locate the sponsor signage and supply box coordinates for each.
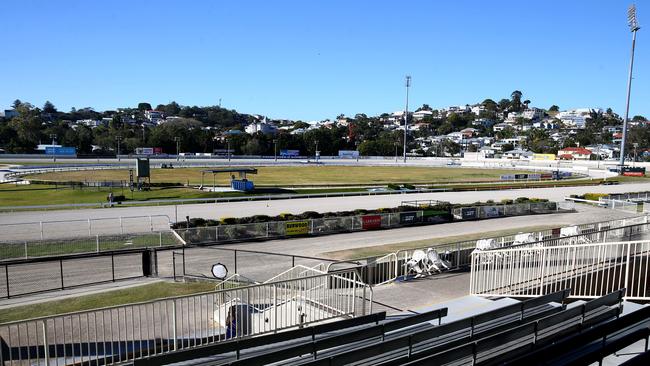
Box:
[514,174,528,180]
[280,149,300,157]
[500,174,515,181]
[399,212,419,225]
[338,150,360,159]
[361,215,382,230]
[422,210,449,223]
[460,207,478,220]
[285,221,309,235]
[45,146,76,155]
[136,147,154,155]
[482,206,503,218]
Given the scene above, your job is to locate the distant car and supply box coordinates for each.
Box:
[446,161,460,166]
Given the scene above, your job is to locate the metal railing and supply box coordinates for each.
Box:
[0,231,181,261]
[0,269,370,366]
[330,215,649,286]
[0,215,172,242]
[470,240,650,300]
[0,249,152,298]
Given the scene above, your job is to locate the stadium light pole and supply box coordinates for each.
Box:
[619,4,641,168]
[403,75,411,163]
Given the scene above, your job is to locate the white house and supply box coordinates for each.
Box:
[412,110,433,121]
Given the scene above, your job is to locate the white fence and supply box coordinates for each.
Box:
[0,269,369,366]
[0,215,171,242]
[470,240,650,300]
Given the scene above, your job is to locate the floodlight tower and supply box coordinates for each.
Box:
[403,75,411,163]
[620,4,641,168]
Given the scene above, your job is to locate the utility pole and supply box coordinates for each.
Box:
[403,75,411,163]
[116,135,123,161]
[620,4,641,168]
[273,139,278,162]
[315,141,319,162]
[49,134,57,162]
[227,138,231,162]
[174,136,180,161]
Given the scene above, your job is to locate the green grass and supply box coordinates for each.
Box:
[321,225,558,260]
[0,232,181,260]
[0,281,218,323]
[25,166,535,186]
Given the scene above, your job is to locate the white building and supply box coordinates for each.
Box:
[522,108,545,120]
[412,110,433,121]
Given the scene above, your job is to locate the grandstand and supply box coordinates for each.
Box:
[123,288,650,366]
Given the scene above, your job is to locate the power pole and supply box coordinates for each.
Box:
[116,135,123,161]
[403,75,411,163]
[273,139,278,162]
[620,4,641,168]
[174,136,180,161]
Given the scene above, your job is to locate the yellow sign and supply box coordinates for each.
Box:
[286,221,309,235]
[533,153,556,161]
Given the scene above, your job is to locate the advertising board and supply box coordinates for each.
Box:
[285,221,309,235]
[338,150,360,159]
[361,215,382,230]
[45,146,76,155]
[280,149,300,157]
[399,212,419,225]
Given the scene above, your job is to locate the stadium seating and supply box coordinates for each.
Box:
[129,288,650,366]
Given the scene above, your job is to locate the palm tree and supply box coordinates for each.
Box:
[523,100,531,110]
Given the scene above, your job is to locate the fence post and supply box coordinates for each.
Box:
[111,253,115,282]
[159,232,163,247]
[24,241,28,259]
[266,222,270,238]
[456,242,461,268]
[172,299,178,350]
[624,243,631,292]
[96,235,100,253]
[5,265,10,298]
[60,260,65,290]
[234,250,237,274]
[40,221,44,240]
[120,216,123,234]
[42,321,50,366]
[88,218,92,235]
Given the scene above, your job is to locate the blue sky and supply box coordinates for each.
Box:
[1,0,648,121]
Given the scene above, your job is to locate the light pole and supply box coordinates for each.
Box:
[227,138,231,162]
[116,135,123,161]
[619,4,641,168]
[633,142,639,166]
[273,139,278,162]
[315,141,319,162]
[403,75,411,163]
[49,134,57,162]
[394,140,399,162]
[174,136,180,161]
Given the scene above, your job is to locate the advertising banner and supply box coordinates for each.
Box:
[460,207,478,220]
[514,174,528,180]
[280,149,300,157]
[338,150,360,159]
[285,221,309,235]
[422,210,449,223]
[399,212,419,225]
[482,206,504,218]
[45,146,76,155]
[361,215,382,230]
[500,174,515,181]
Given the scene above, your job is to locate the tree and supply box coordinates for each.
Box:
[498,99,511,112]
[632,115,647,121]
[43,101,57,114]
[523,100,531,109]
[137,102,152,111]
[481,99,498,111]
[510,90,523,112]
[549,105,560,112]
[11,99,22,109]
